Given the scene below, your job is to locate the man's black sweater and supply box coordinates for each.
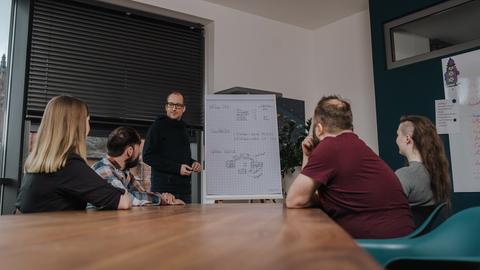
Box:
[143,116,194,193]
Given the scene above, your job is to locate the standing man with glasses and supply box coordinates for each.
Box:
[143,91,201,203]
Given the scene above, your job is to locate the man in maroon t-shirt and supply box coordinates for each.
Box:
[286,95,414,239]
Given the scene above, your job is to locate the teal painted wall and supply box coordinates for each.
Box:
[369,0,480,212]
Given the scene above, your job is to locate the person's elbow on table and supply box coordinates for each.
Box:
[285,174,318,209]
[286,193,311,208]
[117,193,132,209]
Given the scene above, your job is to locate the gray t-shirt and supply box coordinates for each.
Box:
[395,161,435,207]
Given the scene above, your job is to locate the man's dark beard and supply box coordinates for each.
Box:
[125,156,140,169]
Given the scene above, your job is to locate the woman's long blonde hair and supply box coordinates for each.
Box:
[24,96,89,173]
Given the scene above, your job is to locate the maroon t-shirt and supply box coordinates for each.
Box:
[302,132,414,239]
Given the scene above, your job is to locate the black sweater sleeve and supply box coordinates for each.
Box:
[143,120,182,175]
[63,158,123,210]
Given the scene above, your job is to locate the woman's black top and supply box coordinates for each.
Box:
[17,153,124,213]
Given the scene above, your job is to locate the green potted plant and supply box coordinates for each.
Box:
[279,118,312,194]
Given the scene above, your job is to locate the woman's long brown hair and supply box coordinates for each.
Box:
[399,115,452,206]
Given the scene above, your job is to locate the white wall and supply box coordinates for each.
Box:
[311,10,378,152]
[131,0,315,102]
[128,0,377,150]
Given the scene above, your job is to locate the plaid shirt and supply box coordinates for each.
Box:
[92,157,153,206]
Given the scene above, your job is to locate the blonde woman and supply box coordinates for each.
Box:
[16,96,131,213]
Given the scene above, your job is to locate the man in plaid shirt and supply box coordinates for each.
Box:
[92,126,183,206]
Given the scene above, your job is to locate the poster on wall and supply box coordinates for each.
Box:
[435,99,459,134]
[442,50,480,192]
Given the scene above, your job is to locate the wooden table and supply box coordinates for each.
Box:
[0,204,381,270]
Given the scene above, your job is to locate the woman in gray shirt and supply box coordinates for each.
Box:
[395,115,452,208]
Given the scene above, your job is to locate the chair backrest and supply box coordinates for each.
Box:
[412,204,438,226]
[412,206,480,257]
[0,178,18,187]
[408,202,449,238]
[356,202,448,241]
[358,206,480,267]
[0,178,19,215]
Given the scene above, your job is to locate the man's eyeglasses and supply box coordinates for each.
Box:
[166,102,185,109]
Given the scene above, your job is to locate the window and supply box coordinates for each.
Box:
[0,0,13,177]
[27,0,205,130]
[385,0,480,69]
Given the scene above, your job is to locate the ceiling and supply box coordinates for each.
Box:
[202,0,369,30]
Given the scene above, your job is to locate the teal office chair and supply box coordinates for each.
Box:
[355,202,448,242]
[408,202,449,238]
[357,207,480,268]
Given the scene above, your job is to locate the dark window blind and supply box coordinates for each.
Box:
[27,0,204,128]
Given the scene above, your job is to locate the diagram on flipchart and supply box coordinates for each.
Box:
[225,152,265,179]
